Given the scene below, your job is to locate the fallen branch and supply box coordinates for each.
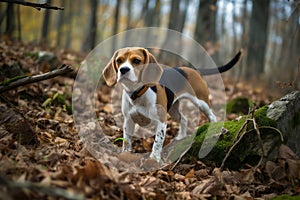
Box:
[0,64,73,93]
[0,0,64,10]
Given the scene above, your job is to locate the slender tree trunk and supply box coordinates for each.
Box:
[246,0,271,79]
[65,0,74,49]
[279,0,300,81]
[168,0,180,31]
[143,0,161,46]
[41,0,52,42]
[194,0,211,45]
[124,0,133,44]
[141,0,150,23]
[0,4,6,33]
[112,0,121,53]
[159,0,182,66]
[56,1,65,47]
[81,0,98,52]
[16,4,21,41]
[126,0,132,30]
[178,0,190,32]
[152,0,161,27]
[5,3,15,38]
[240,0,248,78]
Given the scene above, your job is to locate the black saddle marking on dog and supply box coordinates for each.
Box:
[165,86,174,111]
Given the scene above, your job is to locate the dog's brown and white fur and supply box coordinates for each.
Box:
[102,47,241,162]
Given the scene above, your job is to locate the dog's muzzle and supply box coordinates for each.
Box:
[120,67,130,75]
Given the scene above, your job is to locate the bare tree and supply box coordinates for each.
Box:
[64,0,74,49]
[55,1,65,47]
[194,0,218,48]
[245,0,271,79]
[81,0,99,52]
[4,3,15,38]
[41,0,52,42]
[278,0,300,81]
[112,0,121,52]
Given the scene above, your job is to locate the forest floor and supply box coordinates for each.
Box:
[0,40,299,200]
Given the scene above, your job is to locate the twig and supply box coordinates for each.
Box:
[258,126,284,142]
[220,105,268,170]
[0,64,73,93]
[252,114,265,170]
[0,0,64,10]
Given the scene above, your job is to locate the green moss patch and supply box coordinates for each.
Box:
[226,96,252,114]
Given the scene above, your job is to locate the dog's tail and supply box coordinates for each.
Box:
[198,50,242,76]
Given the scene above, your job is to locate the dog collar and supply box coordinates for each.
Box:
[130,85,149,100]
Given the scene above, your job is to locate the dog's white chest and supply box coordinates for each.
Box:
[122,89,157,126]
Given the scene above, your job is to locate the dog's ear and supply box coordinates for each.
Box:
[102,51,118,87]
[141,48,163,84]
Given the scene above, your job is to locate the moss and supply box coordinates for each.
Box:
[226,96,252,114]
[189,119,246,168]
[254,106,277,127]
[271,195,300,200]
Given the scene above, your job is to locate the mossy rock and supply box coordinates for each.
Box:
[170,106,282,169]
[226,96,252,114]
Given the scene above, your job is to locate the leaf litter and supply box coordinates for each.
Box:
[0,40,299,199]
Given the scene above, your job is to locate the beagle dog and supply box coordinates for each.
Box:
[102,47,241,162]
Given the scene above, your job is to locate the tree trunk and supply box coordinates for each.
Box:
[194,0,217,47]
[41,0,52,42]
[112,0,121,53]
[284,1,300,82]
[178,0,190,33]
[158,0,185,66]
[81,0,98,52]
[126,0,132,30]
[141,0,150,24]
[168,0,180,31]
[245,0,270,79]
[124,0,133,44]
[16,4,21,41]
[4,3,15,38]
[64,0,74,49]
[55,1,65,47]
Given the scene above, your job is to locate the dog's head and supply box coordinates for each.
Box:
[102,47,163,87]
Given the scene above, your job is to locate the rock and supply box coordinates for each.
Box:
[267,90,300,157]
[170,91,300,169]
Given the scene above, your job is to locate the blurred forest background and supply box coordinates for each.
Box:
[0,0,299,88]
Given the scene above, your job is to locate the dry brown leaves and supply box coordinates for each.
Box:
[0,40,299,199]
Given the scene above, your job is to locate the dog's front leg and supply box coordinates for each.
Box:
[150,122,167,162]
[122,117,135,152]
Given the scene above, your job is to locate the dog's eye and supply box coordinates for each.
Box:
[132,58,141,64]
[116,58,122,64]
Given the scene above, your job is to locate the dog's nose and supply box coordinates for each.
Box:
[120,67,130,75]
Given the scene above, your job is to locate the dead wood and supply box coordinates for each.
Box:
[0,64,73,93]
